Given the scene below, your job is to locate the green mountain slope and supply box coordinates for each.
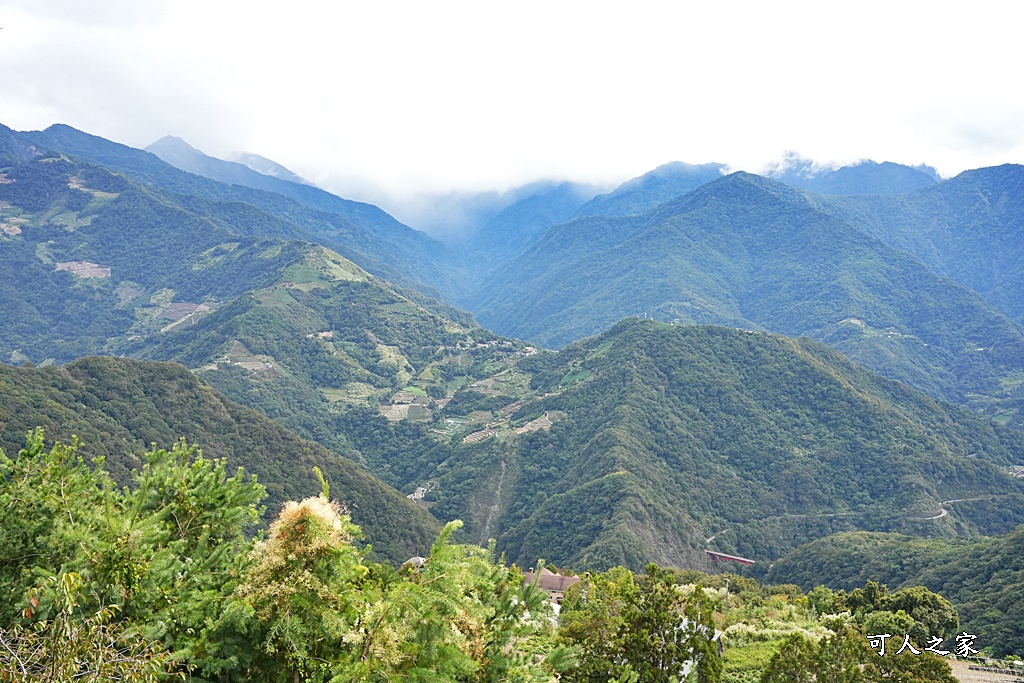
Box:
[472,172,1024,417]
[573,162,727,218]
[406,320,1024,571]
[138,242,508,464]
[0,154,320,363]
[0,152,500,516]
[813,164,1024,323]
[0,356,441,564]
[8,123,461,296]
[761,527,1024,657]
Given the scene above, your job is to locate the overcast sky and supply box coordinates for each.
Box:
[3,0,1024,211]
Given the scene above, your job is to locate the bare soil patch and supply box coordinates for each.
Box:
[55,261,111,279]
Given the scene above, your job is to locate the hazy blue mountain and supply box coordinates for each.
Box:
[398,180,603,243]
[12,124,462,295]
[471,172,1024,417]
[453,181,600,293]
[146,135,314,194]
[812,164,1024,324]
[573,161,728,218]
[229,150,314,185]
[0,123,40,166]
[470,181,598,251]
[769,155,939,195]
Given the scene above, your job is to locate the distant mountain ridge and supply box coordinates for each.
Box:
[574,161,729,218]
[810,164,1024,324]
[146,135,318,193]
[767,155,940,195]
[229,150,314,185]
[5,123,462,297]
[469,172,1024,421]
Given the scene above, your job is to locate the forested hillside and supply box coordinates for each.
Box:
[470,172,1024,425]
[347,319,1024,571]
[762,527,1024,657]
[0,357,440,564]
[4,123,462,296]
[813,164,1024,323]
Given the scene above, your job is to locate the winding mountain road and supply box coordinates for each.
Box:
[908,496,1002,521]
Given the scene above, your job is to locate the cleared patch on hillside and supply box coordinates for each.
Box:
[159,302,211,322]
[192,242,240,271]
[51,210,94,231]
[55,261,111,279]
[207,340,281,375]
[463,428,498,444]
[514,411,564,435]
[322,382,381,405]
[379,404,410,421]
[67,176,119,202]
[282,248,366,286]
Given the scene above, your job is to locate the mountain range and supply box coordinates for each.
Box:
[3,121,1024,581]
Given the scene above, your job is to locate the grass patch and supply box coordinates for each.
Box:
[281,263,324,284]
[560,369,595,386]
[723,639,781,675]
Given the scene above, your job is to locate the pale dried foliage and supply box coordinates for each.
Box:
[235,495,362,621]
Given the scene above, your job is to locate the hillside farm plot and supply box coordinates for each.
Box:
[468,378,502,394]
[160,302,215,332]
[379,404,410,421]
[467,369,534,398]
[213,340,280,374]
[113,282,144,307]
[322,382,381,405]
[284,248,366,284]
[55,261,111,279]
[431,412,491,437]
[67,176,119,209]
[378,387,433,422]
[406,404,432,422]
[50,210,95,231]
[1,212,28,236]
[463,428,498,444]
[376,344,414,385]
[159,302,211,322]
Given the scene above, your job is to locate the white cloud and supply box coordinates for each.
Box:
[1,0,1023,198]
